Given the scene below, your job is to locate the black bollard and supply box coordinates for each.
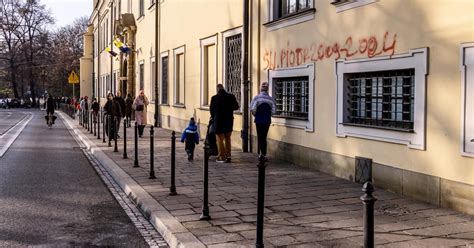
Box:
[200,143,211,220]
[93,112,97,136]
[256,157,268,248]
[123,118,128,159]
[361,181,377,248]
[79,109,82,126]
[97,108,101,140]
[114,116,118,152]
[169,131,177,195]
[86,110,90,131]
[108,115,112,147]
[149,126,156,179]
[89,110,93,134]
[102,112,106,143]
[134,121,139,167]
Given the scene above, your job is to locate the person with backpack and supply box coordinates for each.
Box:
[181,117,200,161]
[250,82,276,162]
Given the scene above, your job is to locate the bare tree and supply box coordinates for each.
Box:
[0,0,24,98]
[15,0,53,106]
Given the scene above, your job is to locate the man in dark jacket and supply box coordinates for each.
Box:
[104,93,122,140]
[210,84,239,163]
[114,90,126,136]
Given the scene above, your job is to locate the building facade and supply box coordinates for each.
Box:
[81,0,474,215]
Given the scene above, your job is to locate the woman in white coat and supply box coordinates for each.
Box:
[133,90,149,137]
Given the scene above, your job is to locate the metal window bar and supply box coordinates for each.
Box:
[161,56,168,104]
[274,76,309,119]
[345,69,415,131]
[225,34,242,108]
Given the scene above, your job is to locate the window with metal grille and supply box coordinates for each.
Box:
[225,34,242,108]
[273,76,309,119]
[275,0,312,19]
[161,56,168,104]
[344,69,415,131]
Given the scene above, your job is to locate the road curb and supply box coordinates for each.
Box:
[59,112,206,248]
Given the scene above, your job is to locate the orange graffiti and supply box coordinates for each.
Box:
[263,31,397,70]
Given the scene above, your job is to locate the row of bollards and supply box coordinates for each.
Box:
[75,111,377,248]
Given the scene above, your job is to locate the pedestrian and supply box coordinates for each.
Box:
[104,93,121,140]
[91,97,100,123]
[114,91,125,136]
[125,94,133,127]
[250,82,276,161]
[209,84,239,163]
[133,90,149,137]
[181,117,200,161]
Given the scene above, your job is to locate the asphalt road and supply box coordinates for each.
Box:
[0,109,148,247]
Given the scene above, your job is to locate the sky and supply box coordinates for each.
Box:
[42,0,92,29]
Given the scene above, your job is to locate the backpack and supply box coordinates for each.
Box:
[205,119,218,156]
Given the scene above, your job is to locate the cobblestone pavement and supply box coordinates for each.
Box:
[76,120,474,247]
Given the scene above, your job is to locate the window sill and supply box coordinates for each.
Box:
[341,122,414,133]
[273,115,309,121]
[263,8,316,32]
[331,0,377,13]
[137,15,145,22]
[198,107,210,111]
[148,3,156,10]
[159,103,169,107]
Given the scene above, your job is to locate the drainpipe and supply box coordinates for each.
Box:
[97,12,101,105]
[242,0,250,152]
[110,1,114,94]
[154,0,161,127]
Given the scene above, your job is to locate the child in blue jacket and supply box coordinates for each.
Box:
[181,117,200,161]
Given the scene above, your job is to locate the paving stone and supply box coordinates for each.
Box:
[189,226,226,236]
[221,223,256,233]
[182,220,212,229]
[199,233,244,245]
[209,217,242,226]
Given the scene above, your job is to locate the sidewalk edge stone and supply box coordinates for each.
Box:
[59,112,206,248]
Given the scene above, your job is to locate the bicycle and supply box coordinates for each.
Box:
[46,113,56,129]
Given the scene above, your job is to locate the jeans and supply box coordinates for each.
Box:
[256,123,270,156]
[216,132,232,160]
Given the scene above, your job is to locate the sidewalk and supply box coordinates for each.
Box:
[62,114,474,247]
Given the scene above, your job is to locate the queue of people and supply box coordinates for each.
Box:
[70,83,276,164]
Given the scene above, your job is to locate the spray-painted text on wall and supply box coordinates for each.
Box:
[263,31,397,70]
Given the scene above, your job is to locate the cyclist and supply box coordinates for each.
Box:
[44,95,56,126]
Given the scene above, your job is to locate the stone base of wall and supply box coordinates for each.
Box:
[161,114,474,216]
[259,136,474,216]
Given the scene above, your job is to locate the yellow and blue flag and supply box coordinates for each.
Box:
[105,47,118,57]
[113,38,130,53]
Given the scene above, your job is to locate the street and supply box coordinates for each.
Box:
[0,109,150,247]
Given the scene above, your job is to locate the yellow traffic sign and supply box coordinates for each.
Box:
[68,70,79,84]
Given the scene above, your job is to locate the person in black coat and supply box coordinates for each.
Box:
[104,93,121,140]
[114,90,126,135]
[124,94,133,127]
[209,84,239,163]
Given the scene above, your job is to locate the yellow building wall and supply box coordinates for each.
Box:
[256,0,474,184]
[159,0,243,134]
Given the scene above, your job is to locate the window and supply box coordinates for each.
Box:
[461,43,474,156]
[139,62,144,91]
[224,34,242,110]
[128,0,132,13]
[268,63,315,131]
[331,0,377,12]
[275,0,311,19]
[139,0,144,17]
[265,0,314,31]
[150,58,156,102]
[200,35,217,107]
[274,76,309,119]
[344,69,414,131]
[173,46,185,106]
[160,51,169,104]
[336,48,428,149]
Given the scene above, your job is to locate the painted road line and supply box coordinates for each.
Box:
[0,112,28,137]
[0,113,33,158]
